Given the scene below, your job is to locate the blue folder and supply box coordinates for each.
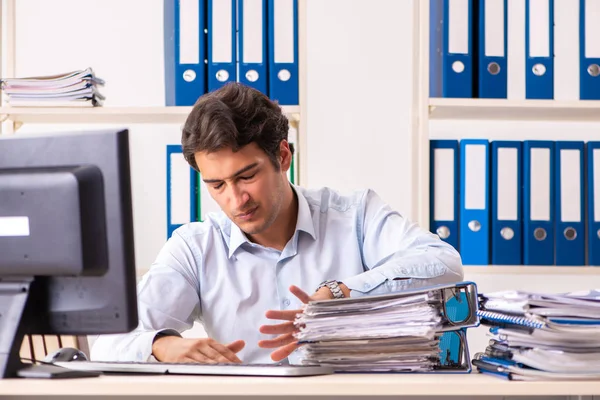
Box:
[267,0,299,105]
[491,141,522,265]
[460,139,490,265]
[555,141,585,266]
[430,0,474,98]
[523,141,554,265]
[164,0,207,106]
[478,0,508,98]
[587,142,600,265]
[430,140,460,251]
[525,0,554,99]
[166,145,198,239]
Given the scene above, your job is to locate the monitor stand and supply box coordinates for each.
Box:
[0,278,100,379]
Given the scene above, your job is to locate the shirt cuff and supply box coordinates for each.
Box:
[341,268,388,295]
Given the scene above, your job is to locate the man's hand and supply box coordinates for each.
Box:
[152,336,245,363]
[258,283,350,361]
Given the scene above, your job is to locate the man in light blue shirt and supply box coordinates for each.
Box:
[91,83,463,365]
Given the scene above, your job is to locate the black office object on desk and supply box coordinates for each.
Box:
[0,129,139,379]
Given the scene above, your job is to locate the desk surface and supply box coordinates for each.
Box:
[1,373,600,396]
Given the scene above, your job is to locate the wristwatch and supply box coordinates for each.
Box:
[317,280,345,299]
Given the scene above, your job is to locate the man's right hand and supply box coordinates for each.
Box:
[152,336,245,363]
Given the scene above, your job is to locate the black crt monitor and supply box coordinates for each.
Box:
[0,129,138,378]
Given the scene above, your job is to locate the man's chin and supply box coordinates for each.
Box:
[235,220,266,235]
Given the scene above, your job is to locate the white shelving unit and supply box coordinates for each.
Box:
[412,1,600,274]
[0,106,301,128]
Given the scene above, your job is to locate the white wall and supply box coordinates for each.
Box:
[304,0,415,218]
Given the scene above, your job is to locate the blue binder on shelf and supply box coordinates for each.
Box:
[208,0,236,91]
[580,0,600,100]
[267,0,299,105]
[460,139,490,265]
[587,142,600,266]
[491,141,522,265]
[430,140,460,251]
[525,0,554,99]
[553,0,580,101]
[239,0,268,94]
[555,142,585,266]
[478,0,508,98]
[523,141,554,265]
[164,0,207,106]
[166,145,198,239]
[506,0,527,100]
[430,0,474,98]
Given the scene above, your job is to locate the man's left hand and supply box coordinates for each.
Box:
[258,283,350,361]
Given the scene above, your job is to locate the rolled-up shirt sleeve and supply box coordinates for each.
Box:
[342,190,464,297]
[91,231,201,361]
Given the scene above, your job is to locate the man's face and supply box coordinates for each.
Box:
[195,142,291,235]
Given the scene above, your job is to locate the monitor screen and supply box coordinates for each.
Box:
[0,129,138,378]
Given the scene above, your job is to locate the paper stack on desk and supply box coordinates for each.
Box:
[1,68,105,107]
[294,281,480,373]
[474,290,600,381]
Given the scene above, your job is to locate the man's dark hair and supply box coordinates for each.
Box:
[181,82,294,171]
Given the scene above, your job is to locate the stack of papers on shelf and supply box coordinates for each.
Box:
[294,281,480,373]
[474,290,600,381]
[1,68,105,107]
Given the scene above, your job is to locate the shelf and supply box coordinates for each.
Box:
[0,105,301,125]
[464,266,600,275]
[429,98,600,121]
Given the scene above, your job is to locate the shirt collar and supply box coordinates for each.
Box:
[227,185,316,258]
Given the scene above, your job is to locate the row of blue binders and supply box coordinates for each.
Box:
[431,139,600,266]
[166,144,297,238]
[164,0,298,106]
[430,0,600,99]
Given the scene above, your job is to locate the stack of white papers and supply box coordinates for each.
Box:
[295,291,448,372]
[474,290,600,380]
[1,68,105,107]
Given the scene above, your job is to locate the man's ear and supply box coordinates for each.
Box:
[279,140,292,172]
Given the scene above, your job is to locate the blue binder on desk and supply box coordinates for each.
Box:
[478,0,508,98]
[268,0,299,105]
[239,0,268,94]
[430,0,474,98]
[525,0,554,99]
[166,145,198,239]
[164,0,207,106]
[491,141,522,265]
[523,141,554,265]
[208,0,236,91]
[460,140,490,265]
[430,140,460,250]
[555,142,585,266]
[587,142,600,265]
[580,0,600,100]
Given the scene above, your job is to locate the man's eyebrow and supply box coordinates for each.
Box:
[202,162,259,184]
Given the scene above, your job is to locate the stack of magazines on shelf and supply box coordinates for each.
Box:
[294,281,480,373]
[1,68,105,107]
[474,290,600,381]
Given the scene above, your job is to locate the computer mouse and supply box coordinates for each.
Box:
[44,347,88,363]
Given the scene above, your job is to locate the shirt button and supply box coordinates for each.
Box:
[283,298,291,307]
[363,283,370,290]
[401,268,408,274]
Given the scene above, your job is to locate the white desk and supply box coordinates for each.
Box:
[0,374,599,397]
